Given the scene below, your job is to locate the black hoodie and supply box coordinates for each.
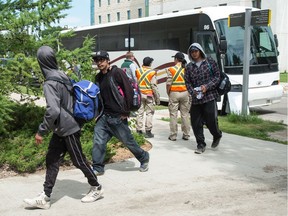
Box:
[37,46,80,136]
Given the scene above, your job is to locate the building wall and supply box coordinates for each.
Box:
[91,0,287,71]
[93,0,146,24]
[149,0,250,15]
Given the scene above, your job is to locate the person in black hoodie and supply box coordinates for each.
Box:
[23,46,103,210]
[92,50,150,175]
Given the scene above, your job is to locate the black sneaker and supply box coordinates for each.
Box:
[145,131,154,138]
[194,147,206,154]
[136,130,143,134]
[211,136,222,148]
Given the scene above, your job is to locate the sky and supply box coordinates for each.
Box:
[59,0,90,28]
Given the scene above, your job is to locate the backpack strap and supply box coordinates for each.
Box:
[207,60,214,77]
[45,76,74,117]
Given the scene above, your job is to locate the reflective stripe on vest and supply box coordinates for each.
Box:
[136,67,155,95]
[170,65,187,92]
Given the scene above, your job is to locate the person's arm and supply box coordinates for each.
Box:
[37,82,61,136]
[184,63,197,97]
[151,75,160,105]
[205,59,221,91]
[166,68,173,95]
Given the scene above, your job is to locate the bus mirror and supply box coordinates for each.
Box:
[125,38,134,48]
[219,36,227,54]
[274,34,279,47]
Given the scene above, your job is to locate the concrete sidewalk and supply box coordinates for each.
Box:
[0,110,287,216]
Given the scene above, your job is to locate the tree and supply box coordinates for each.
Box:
[0,0,96,128]
[0,0,96,94]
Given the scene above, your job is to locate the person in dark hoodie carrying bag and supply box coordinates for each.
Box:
[91,50,150,176]
[184,43,222,154]
[24,46,103,210]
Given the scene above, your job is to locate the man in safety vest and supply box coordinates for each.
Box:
[166,52,191,141]
[135,57,160,138]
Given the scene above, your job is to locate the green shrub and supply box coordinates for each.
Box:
[0,102,147,173]
[0,96,14,136]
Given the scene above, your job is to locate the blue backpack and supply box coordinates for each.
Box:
[72,80,101,121]
[46,77,101,122]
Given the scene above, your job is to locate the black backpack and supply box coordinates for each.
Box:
[109,66,141,112]
[207,60,231,95]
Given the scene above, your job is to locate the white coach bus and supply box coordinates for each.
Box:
[61,6,283,114]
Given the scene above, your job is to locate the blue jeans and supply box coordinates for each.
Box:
[92,114,149,173]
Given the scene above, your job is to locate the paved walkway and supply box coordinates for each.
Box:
[0,110,287,216]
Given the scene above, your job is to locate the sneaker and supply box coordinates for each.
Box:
[23,191,51,209]
[182,135,190,140]
[211,136,222,148]
[81,185,104,203]
[145,130,154,138]
[168,136,176,141]
[139,161,149,172]
[194,147,206,154]
[92,168,105,176]
[139,153,149,172]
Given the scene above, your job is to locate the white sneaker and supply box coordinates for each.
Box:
[23,191,51,209]
[81,185,103,203]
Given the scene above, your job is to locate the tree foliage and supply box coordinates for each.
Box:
[0,0,96,99]
[0,0,97,147]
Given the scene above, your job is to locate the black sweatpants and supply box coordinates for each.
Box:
[190,100,222,149]
[43,131,99,197]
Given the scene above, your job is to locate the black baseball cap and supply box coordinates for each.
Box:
[93,50,109,60]
[172,52,184,60]
[143,57,154,66]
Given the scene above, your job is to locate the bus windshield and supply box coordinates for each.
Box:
[215,19,278,66]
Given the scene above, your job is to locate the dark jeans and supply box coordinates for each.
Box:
[190,100,222,149]
[44,131,99,197]
[92,114,149,173]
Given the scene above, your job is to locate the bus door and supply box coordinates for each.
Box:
[194,32,219,63]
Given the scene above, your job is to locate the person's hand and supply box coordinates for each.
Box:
[201,85,207,93]
[35,133,43,145]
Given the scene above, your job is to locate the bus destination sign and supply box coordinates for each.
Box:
[251,9,271,26]
[228,9,271,27]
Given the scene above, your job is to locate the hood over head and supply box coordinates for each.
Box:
[37,46,68,81]
[187,43,206,62]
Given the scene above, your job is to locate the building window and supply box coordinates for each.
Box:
[252,0,261,8]
[127,10,131,19]
[107,14,111,22]
[108,0,110,5]
[98,15,102,24]
[98,0,101,7]
[117,12,120,21]
[138,8,142,18]
[117,0,120,3]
